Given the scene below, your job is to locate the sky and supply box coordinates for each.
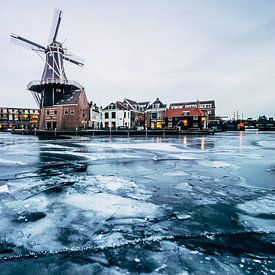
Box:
[0,0,275,119]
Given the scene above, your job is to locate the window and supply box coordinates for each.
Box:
[168,122,173,128]
[193,122,198,127]
[46,110,50,115]
[105,112,109,119]
[168,117,172,121]
[64,110,69,115]
[151,113,157,119]
[111,112,116,119]
[70,110,75,115]
[54,110,57,115]
[124,112,126,118]
[193,115,198,120]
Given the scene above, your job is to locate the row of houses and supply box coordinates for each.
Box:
[91,98,215,131]
[0,99,215,131]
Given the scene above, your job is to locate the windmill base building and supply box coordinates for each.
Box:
[28,81,90,131]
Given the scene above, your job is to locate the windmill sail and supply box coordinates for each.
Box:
[48,9,63,44]
[63,52,84,67]
[10,34,46,51]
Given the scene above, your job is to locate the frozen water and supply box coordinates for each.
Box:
[0,131,274,274]
[0,184,9,193]
[175,182,193,191]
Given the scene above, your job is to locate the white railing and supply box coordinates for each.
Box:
[27,79,83,90]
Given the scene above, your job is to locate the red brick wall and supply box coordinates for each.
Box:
[39,89,90,130]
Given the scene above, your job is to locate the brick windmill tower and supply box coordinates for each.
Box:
[11,9,90,131]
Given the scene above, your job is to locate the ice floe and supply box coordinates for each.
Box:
[63,193,160,218]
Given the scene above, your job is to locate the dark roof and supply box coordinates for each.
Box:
[138,101,150,106]
[147,98,166,110]
[103,101,130,111]
[124,98,138,106]
[117,101,128,110]
[55,90,82,105]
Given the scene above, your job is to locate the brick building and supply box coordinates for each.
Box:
[170,100,215,119]
[165,107,208,130]
[39,89,90,130]
[145,98,167,129]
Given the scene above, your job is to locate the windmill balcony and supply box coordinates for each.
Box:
[27,79,83,93]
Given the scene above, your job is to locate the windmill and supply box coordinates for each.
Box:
[10,9,84,108]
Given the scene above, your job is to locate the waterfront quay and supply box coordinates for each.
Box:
[11,128,214,137]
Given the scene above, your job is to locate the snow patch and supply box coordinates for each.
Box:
[95,175,136,191]
[175,182,192,191]
[237,195,275,215]
[63,193,159,218]
[199,160,233,168]
[0,184,9,193]
[164,171,189,177]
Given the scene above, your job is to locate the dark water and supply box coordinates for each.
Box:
[0,131,274,274]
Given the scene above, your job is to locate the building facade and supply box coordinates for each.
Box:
[145,98,167,129]
[0,107,39,130]
[165,107,208,130]
[101,99,147,129]
[102,101,132,129]
[89,102,102,129]
[170,100,215,119]
[39,89,90,130]
[124,99,147,129]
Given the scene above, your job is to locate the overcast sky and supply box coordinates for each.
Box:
[0,0,274,118]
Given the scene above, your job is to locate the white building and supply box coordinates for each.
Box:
[102,101,132,129]
[89,102,102,129]
[101,99,146,129]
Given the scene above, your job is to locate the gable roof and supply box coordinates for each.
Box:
[147,98,166,110]
[166,107,206,117]
[124,98,138,106]
[103,101,131,111]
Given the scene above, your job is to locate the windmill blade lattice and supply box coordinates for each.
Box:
[63,52,84,67]
[10,34,46,51]
[48,9,63,44]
